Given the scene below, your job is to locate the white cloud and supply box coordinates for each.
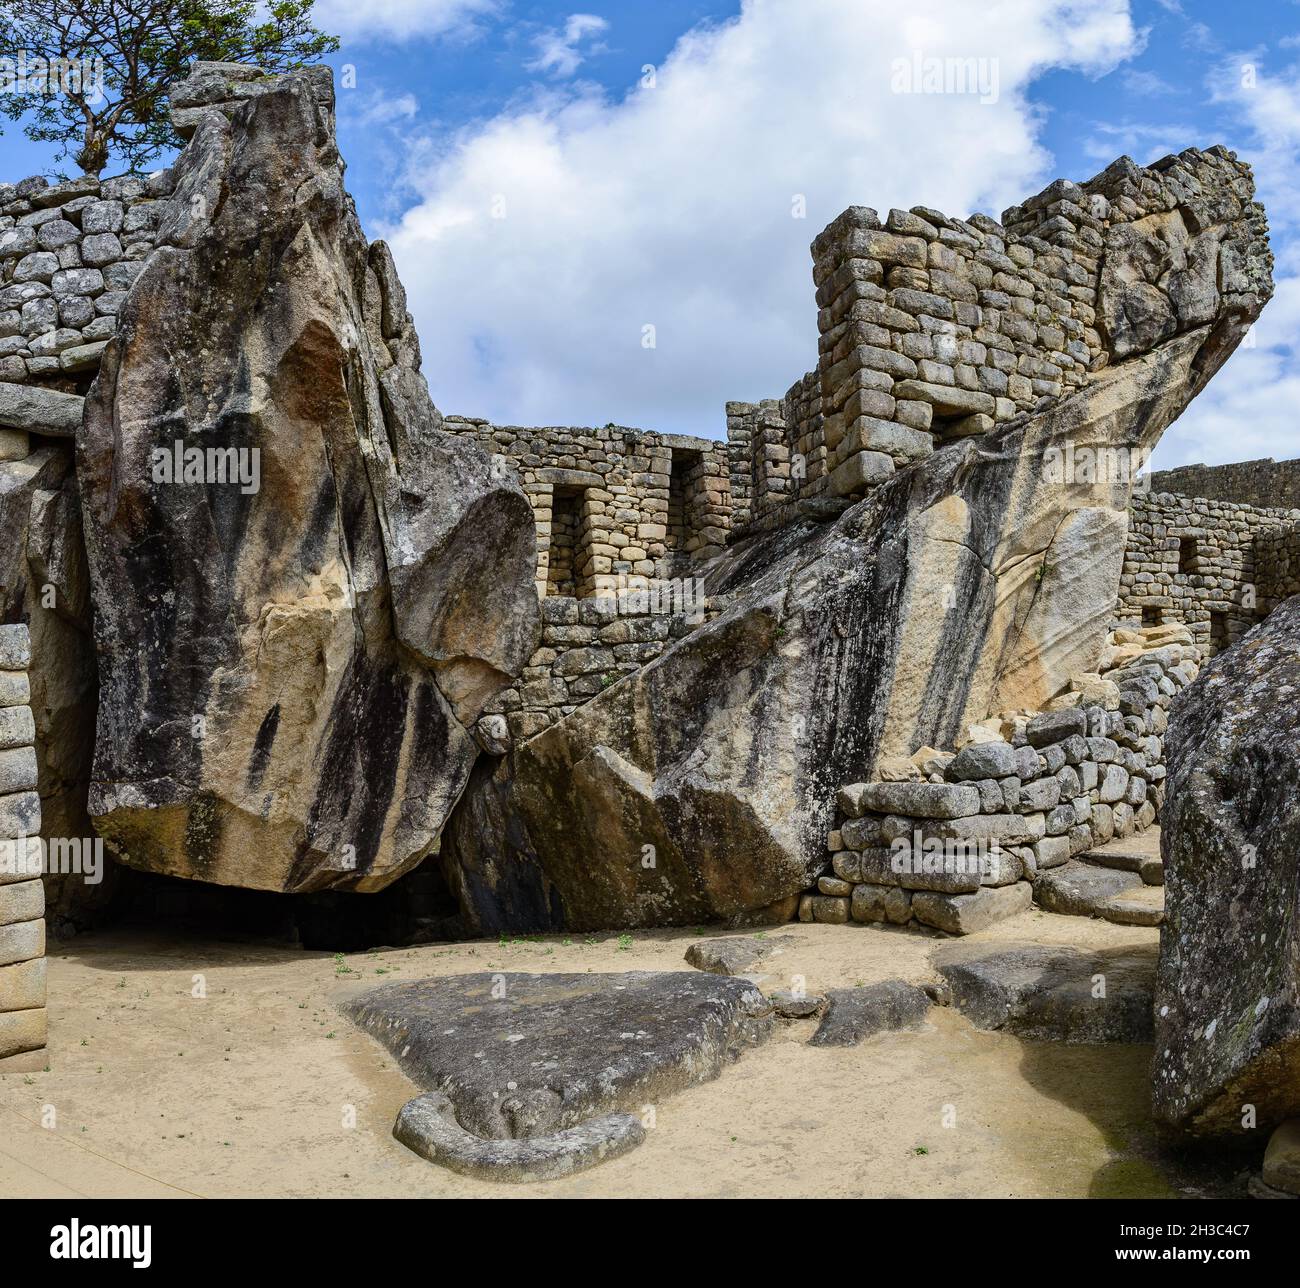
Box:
[383,0,1140,435]
[345,90,419,127]
[1120,68,1178,96]
[527,14,610,78]
[314,0,498,44]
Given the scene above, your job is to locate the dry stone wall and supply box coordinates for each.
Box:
[443,417,731,599]
[1150,456,1300,511]
[1256,523,1300,606]
[0,170,171,391]
[805,627,1194,935]
[726,144,1265,528]
[481,591,718,745]
[1119,490,1300,653]
[0,623,46,1070]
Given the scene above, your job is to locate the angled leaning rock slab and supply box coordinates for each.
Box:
[344,970,774,1181]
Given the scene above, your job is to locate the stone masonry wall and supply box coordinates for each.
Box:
[0,170,172,390]
[804,627,1193,935]
[0,623,46,1071]
[1150,456,1300,511]
[1256,523,1300,608]
[1119,490,1300,654]
[443,417,731,599]
[481,591,717,743]
[726,145,1264,529]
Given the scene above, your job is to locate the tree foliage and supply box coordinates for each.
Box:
[0,0,337,176]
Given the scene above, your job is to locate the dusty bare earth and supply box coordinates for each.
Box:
[0,908,1241,1199]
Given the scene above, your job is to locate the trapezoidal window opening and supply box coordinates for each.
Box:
[546,486,586,598]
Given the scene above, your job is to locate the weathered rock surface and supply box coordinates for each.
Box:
[1154,596,1300,1136]
[0,383,83,437]
[77,65,538,893]
[808,979,931,1046]
[444,325,1265,930]
[934,940,1155,1043]
[683,933,797,977]
[769,988,826,1018]
[344,970,772,1180]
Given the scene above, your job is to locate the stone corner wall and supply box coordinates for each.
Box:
[0,623,47,1071]
[726,145,1266,541]
[803,625,1193,936]
[1120,489,1300,653]
[442,417,732,598]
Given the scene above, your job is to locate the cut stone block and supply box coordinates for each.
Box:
[911,881,1032,935]
[861,781,981,819]
[0,1005,45,1058]
[0,956,45,1012]
[0,917,44,967]
[0,879,43,926]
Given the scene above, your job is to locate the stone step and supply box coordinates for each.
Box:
[1079,826,1164,886]
[1033,860,1165,926]
[1101,883,1165,927]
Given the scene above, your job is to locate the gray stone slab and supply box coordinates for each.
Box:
[0,381,82,435]
[683,933,797,977]
[344,971,773,1180]
[808,979,931,1046]
[933,940,1155,1043]
[1033,860,1142,917]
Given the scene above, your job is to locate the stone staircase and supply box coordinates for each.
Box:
[1033,828,1165,927]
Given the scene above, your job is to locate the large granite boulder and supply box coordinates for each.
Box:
[442,154,1270,932]
[1154,596,1300,1136]
[77,65,538,893]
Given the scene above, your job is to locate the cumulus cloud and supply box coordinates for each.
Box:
[527,14,610,78]
[383,0,1140,435]
[313,0,498,44]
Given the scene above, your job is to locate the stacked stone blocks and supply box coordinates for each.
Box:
[0,623,45,1070]
[443,418,731,599]
[482,593,715,741]
[1120,490,1300,653]
[0,170,171,396]
[804,635,1195,935]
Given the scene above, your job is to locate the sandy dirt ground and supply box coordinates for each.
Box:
[0,906,1244,1199]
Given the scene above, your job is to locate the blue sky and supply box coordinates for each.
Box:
[5,0,1300,469]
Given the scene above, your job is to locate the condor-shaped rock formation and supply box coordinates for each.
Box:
[443,148,1272,932]
[78,64,539,892]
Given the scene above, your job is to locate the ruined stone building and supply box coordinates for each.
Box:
[0,62,1278,1070]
